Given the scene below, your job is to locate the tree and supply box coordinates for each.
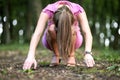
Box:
[24,0,42,42]
[111,0,120,49]
[1,0,11,44]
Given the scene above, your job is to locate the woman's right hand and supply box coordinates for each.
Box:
[23,56,37,70]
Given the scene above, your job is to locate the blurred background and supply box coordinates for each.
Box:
[0,1,120,79]
[0,0,120,50]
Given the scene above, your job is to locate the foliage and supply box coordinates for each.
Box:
[23,69,35,74]
[0,0,120,49]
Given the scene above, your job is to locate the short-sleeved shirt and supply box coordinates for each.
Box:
[42,1,84,31]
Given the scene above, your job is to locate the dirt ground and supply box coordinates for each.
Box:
[0,49,120,80]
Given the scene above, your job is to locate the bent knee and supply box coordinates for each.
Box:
[48,24,55,32]
[47,24,56,40]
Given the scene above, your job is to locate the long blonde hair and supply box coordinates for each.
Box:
[53,5,74,59]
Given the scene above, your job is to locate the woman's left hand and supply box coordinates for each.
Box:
[84,54,95,67]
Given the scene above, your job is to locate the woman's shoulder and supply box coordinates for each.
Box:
[42,2,58,18]
[70,2,84,14]
[42,2,57,13]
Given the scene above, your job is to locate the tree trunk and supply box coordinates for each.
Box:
[33,0,42,18]
[112,0,120,49]
[24,0,33,42]
[1,1,11,44]
[24,0,42,43]
[91,0,96,35]
[8,0,14,41]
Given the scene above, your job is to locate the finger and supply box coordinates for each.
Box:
[89,62,93,67]
[87,60,91,67]
[86,59,93,67]
[89,60,95,67]
[23,62,25,70]
[27,62,32,69]
[23,62,28,70]
[23,62,31,70]
[93,60,95,65]
[84,59,88,67]
[34,61,37,69]
[85,60,90,67]
[91,60,95,67]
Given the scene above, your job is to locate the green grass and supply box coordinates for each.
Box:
[0,43,119,61]
[0,43,29,54]
[0,43,29,50]
[93,48,120,62]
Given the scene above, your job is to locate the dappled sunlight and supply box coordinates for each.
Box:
[0,23,3,43]
[110,35,115,42]
[99,32,105,44]
[118,28,120,35]
[105,38,110,47]
[95,22,100,34]
[0,23,3,35]
[12,19,17,26]
[19,29,24,44]
[3,16,7,22]
[112,20,118,29]
[96,19,119,47]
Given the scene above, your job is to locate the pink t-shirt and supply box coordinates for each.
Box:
[42,1,84,31]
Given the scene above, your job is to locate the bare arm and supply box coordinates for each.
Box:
[23,12,49,70]
[77,10,95,67]
[77,11,93,52]
[27,12,49,57]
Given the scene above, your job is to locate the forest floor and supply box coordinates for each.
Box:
[0,44,120,80]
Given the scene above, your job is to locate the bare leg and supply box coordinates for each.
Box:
[46,25,60,65]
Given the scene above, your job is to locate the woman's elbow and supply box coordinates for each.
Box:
[88,32,93,40]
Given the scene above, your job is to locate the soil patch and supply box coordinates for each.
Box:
[0,50,120,80]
